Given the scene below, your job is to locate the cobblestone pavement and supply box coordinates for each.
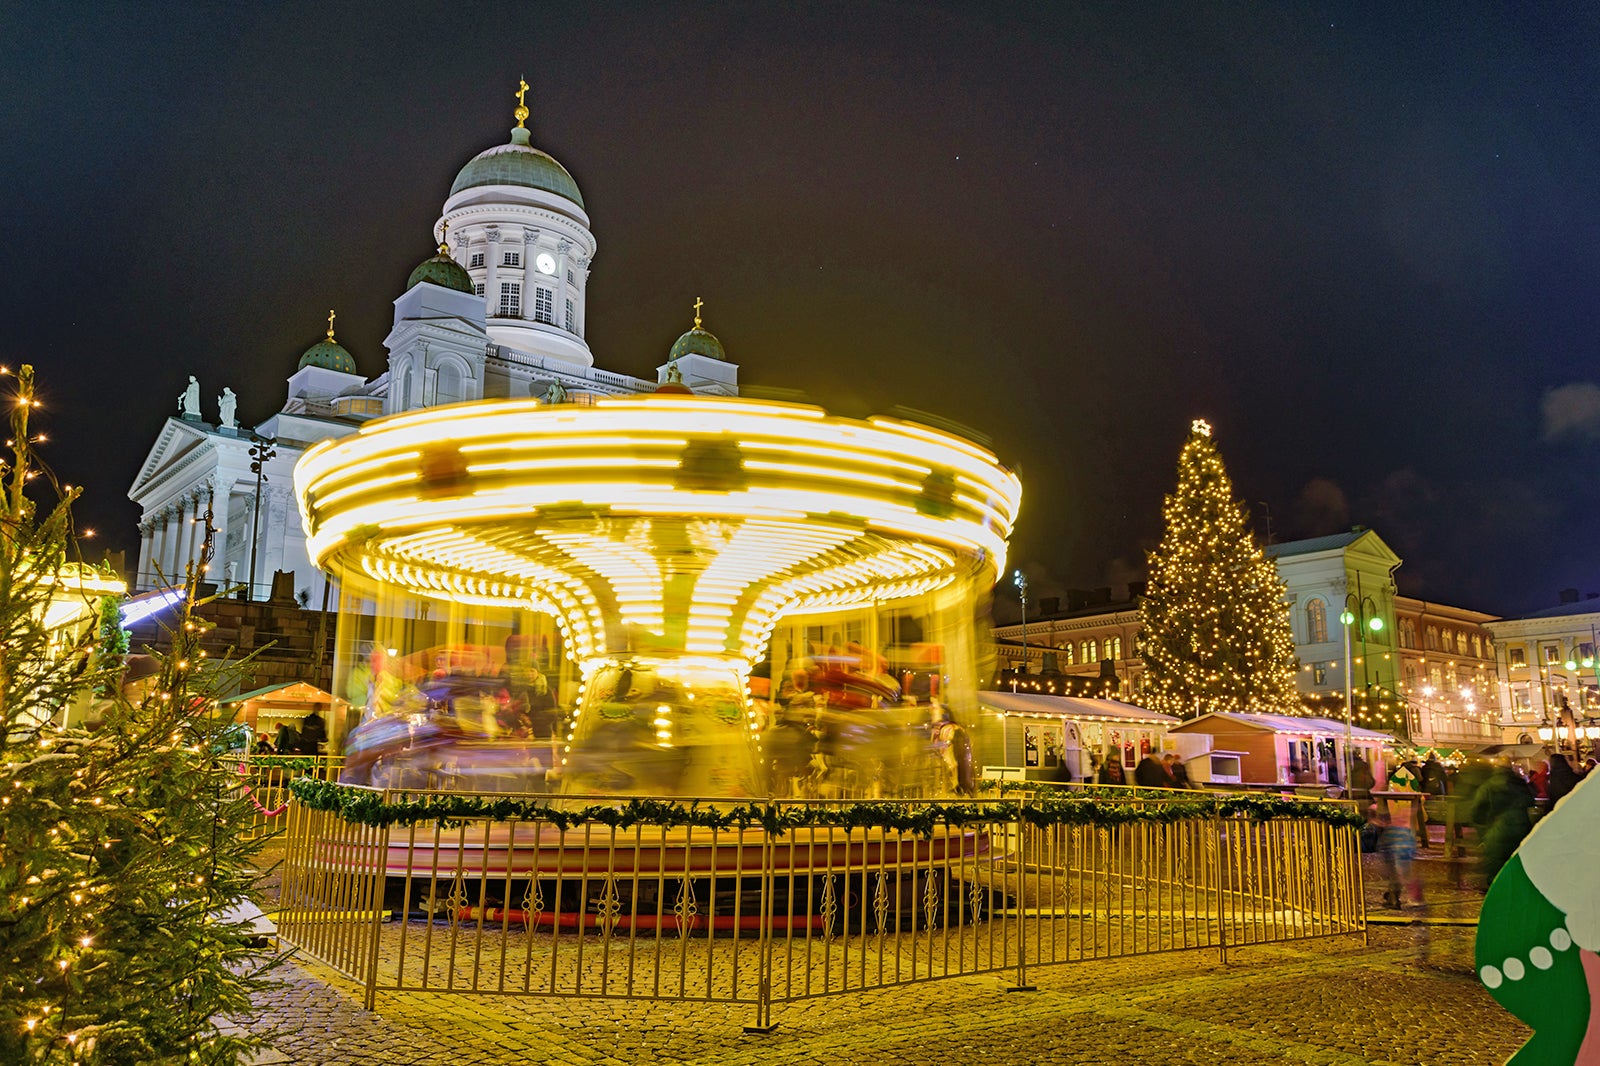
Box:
[245,836,1524,1066]
[250,920,1524,1065]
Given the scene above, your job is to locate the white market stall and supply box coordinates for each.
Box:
[1168,712,1394,788]
[976,690,1179,782]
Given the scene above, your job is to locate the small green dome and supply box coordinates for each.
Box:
[407,252,474,294]
[450,128,585,208]
[298,339,358,374]
[669,327,726,363]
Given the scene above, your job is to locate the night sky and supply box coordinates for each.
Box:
[5,3,1598,619]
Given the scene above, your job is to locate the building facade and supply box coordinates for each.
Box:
[994,528,1503,744]
[129,94,738,602]
[1485,592,1600,753]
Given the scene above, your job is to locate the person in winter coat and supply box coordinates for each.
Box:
[1545,752,1581,808]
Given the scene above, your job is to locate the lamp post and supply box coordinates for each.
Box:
[1013,568,1029,686]
[1562,637,1598,756]
[1340,594,1384,790]
[247,434,277,602]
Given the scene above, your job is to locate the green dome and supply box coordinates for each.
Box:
[298,339,358,375]
[407,252,474,294]
[450,129,584,208]
[669,327,726,363]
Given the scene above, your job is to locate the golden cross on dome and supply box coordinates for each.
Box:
[326,309,337,341]
[514,77,530,129]
[1191,418,1211,437]
[693,296,704,330]
[439,219,450,254]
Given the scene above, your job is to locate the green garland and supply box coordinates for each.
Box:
[241,755,326,773]
[289,778,1362,835]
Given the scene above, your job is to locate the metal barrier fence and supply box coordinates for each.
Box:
[229,756,345,839]
[275,789,1364,1026]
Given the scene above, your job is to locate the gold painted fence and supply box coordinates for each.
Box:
[274,789,1364,1026]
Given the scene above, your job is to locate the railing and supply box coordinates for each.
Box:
[229,755,345,839]
[274,787,1364,1024]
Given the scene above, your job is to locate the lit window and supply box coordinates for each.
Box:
[1456,632,1468,655]
[499,282,520,317]
[1084,639,1098,663]
[1544,644,1562,664]
[1106,636,1121,660]
[1313,663,1327,685]
[1508,647,1526,668]
[535,287,554,324]
[1305,599,1328,643]
[469,253,484,269]
[504,252,521,268]
[1063,643,1074,666]
[1426,626,1439,650]
[1472,635,1483,658]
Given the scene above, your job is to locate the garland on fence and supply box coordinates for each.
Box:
[288,778,1362,835]
[243,755,325,773]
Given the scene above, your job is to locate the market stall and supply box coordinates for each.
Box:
[976,690,1178,782]
[1168,711,1393,788]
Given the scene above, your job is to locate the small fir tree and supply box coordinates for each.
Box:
[1138,420,1302,720]
[0,365,275,1065]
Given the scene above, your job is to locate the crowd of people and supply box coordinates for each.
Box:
[1364,749,1593,907]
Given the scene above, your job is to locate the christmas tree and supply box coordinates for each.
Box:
[1137,419,1302,720]
[0,365,275,1064]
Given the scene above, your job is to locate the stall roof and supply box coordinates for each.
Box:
[979,691,1178,725]
[224,681,342,707]
[1169,711,1395,742]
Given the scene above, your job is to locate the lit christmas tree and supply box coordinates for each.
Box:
[1138,419,1302,720]
[0,365,274,1064]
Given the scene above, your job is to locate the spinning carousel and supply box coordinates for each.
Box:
[294,392,1019,891]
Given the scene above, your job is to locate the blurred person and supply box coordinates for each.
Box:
[1374,808,1419,909]
[1545,752,1581,808]
[1134,749,1175,788]
[298,708,327,755]
[1165,752,1190,788]
[1470,763,1536,888]
[255,734,276,756]
[1529,758,1549,800]
[1097,755,1126,786]
[1350,752,1376,797]
[1420,753,1447,796]
[1390,757,1421,791]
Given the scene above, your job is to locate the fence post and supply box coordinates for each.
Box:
[360,792,391,1011]
[744,807,778,1033]
[1213,798,1228,967]
[1008,796,1036,992]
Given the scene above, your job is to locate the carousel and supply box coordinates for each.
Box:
[294,391,1021,899]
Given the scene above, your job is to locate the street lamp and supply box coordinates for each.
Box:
[1562,638,1598,756]
[1013,568,1029,685]
[247,434,277,602]
[1340,595,1384,790]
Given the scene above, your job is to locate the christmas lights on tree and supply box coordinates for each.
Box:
[0,365,275,1064]
[1138,419,1302,720]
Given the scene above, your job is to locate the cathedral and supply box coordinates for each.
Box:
[128,87,738,603]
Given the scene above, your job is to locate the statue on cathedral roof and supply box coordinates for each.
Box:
[178,376,201,420]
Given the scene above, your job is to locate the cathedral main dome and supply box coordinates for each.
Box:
[449,127,584,208]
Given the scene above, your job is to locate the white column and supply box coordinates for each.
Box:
[150,509,170,584]
[523,229,539,320]
[161,499,185,581]
[485,226,501,315]
[556,239,570,331]
[209,485,231,583]
[135,520,154,591]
